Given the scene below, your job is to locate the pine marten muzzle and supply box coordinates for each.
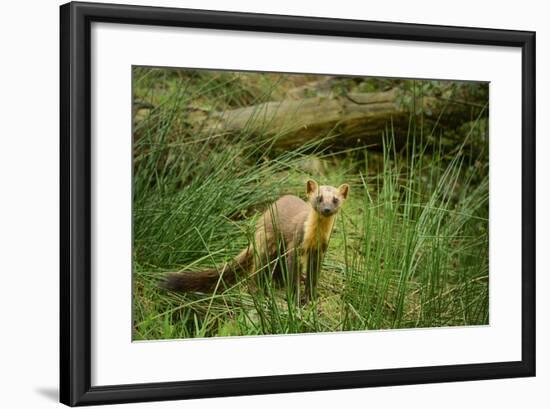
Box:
[161,180,349,303]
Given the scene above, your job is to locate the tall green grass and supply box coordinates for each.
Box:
[132,68,489,340]
[338,136,488,330]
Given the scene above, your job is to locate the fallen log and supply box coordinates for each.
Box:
[203,88,486,150]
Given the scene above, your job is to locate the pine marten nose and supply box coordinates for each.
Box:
[322,207,331,215]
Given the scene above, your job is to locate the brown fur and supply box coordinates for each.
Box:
[162,180,349,303]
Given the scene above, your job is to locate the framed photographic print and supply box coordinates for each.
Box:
[60,1,536,406]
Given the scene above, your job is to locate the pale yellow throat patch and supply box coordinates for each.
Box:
[302,209,336,251]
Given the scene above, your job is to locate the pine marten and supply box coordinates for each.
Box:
[162,180,349,303]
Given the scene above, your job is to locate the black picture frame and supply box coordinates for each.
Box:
[60,1,536,406]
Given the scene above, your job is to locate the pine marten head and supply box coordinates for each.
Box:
[306,180,349,217]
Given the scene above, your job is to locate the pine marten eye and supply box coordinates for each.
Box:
[333,197,339,204]
[317,195,323,203]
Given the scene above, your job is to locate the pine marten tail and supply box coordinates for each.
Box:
[160,248,252,293]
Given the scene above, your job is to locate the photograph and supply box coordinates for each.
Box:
[132,66,490,341]
[0,0,542,407]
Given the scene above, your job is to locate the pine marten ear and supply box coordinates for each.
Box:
[306,180,318,196]
[338,183,350,200]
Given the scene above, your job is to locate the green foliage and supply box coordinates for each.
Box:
[337,135,488,329]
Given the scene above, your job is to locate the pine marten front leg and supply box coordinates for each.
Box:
[283,243,301,302]
[302,244,326,304]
